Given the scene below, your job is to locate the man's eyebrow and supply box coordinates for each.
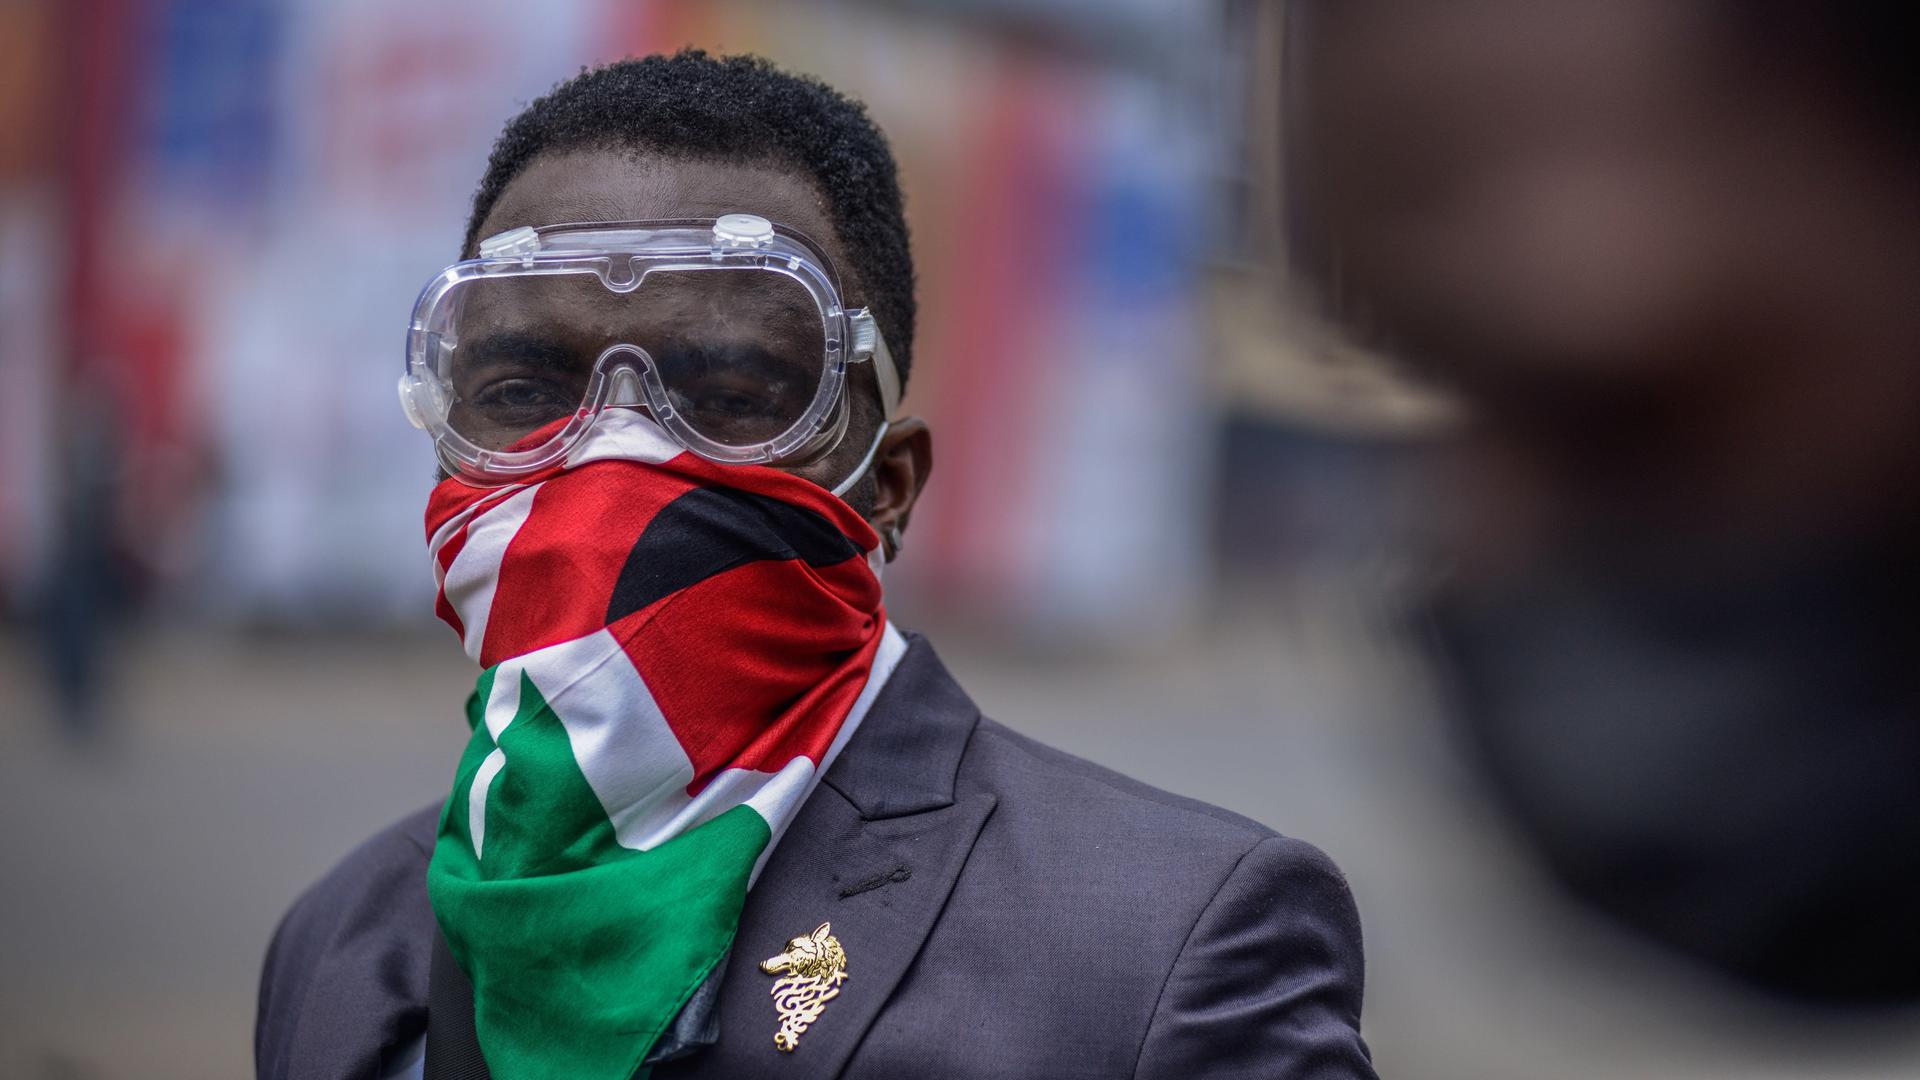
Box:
[460,331,582,371]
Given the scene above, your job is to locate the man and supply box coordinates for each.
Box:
[1288,2,1920,1000]
[258,51,1375,1079]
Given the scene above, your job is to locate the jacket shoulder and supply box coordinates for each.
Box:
[963,719,1364,945]
[923,717,1373,1075]
[256,804,440,1080]
[1135,832,1375,1076]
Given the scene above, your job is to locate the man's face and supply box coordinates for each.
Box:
[469,148,891,507]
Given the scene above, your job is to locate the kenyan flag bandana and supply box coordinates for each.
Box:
[423,410,889,1079]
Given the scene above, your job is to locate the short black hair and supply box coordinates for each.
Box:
[465,49,918,389]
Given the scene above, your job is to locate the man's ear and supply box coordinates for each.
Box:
[868,415,931,561]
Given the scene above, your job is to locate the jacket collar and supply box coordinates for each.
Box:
[820,630,979,819]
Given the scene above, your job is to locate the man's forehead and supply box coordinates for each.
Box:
[476,150,845,264]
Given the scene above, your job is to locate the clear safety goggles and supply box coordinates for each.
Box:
[399,214,901,486]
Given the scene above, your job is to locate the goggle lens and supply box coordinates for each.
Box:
[435,267,829,454]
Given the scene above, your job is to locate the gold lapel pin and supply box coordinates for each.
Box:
[760,922,848,1052]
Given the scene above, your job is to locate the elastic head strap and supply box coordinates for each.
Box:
[849,309,903,417]
[830,421,890,499]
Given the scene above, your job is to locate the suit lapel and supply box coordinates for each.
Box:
[682,786,996,1078]
[658,634,994,1079]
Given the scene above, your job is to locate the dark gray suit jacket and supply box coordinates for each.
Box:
[257,635,1376,1078]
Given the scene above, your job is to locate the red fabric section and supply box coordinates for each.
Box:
[430,484,522,574]
[422,416,579,557]
[423,416,886,786]
[435,589,465,643]
[424,476,503,546]
[426,482,534,642]
[478,460,696,666]
[606,557,883,792]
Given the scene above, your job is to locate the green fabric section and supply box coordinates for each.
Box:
[428,669,773,1080]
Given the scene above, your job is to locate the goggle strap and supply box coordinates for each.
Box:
[851,309,903,417]
[830,421,891,499]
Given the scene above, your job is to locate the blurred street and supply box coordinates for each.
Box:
[6,605,1919,1080]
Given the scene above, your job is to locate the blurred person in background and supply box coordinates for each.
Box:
[1287,1,1920,1001]
[257,52,1376,1080]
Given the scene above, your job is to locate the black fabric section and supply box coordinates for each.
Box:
[424,928,493,1080]
[605,485,861,625]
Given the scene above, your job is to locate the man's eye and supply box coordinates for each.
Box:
[475,380,571,411]
[690,387,772,417]
[669,371,789,418]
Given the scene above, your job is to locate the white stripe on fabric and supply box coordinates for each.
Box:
[564,409,685,468]
[524,629,700,848]
[441,485,540,663]
[479,619,908,868]
[427,483,528,589]
[741,758,821,833]
[468,629,698,859]
[616,621,908,858]
[617,760,817,852]
[467,659,533,857]
[468,747,507,860]
[481,659,526,742]
[741,764,821,890]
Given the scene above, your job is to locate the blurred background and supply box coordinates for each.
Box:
[4,1,1919,1077]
